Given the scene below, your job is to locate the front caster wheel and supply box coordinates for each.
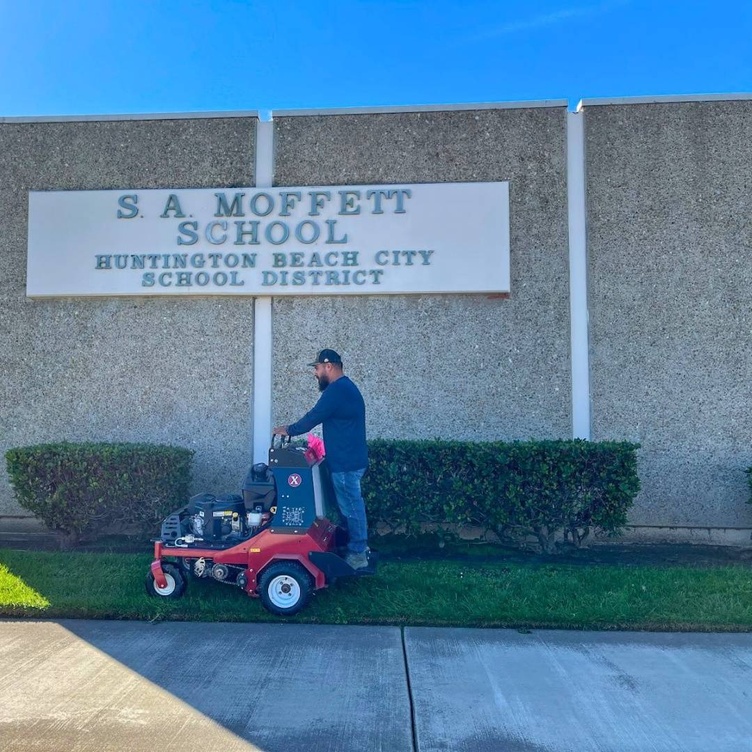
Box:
[258,562,313,616]
[145,563,186,599]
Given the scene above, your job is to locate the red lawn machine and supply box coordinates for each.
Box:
[145,437,376,615]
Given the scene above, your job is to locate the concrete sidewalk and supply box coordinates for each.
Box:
[1,620,751,751]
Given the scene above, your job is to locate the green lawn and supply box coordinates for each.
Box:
[1,548,751,630]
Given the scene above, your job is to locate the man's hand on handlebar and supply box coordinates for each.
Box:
[272,425,289,437]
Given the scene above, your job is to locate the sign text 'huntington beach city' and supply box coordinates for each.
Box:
[26,182,510,297]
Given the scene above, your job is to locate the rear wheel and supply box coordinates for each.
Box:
[258,561,313,616]
[145,563,186,599]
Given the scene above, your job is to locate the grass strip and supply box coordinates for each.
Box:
[0,548,750,631]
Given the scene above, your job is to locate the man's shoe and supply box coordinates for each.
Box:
[344,551,369,570]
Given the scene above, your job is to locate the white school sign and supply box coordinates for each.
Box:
[27,182,510,297]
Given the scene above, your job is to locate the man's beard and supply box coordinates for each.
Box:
[317,374,330,392]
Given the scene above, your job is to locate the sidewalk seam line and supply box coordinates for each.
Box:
[401,626,418,752]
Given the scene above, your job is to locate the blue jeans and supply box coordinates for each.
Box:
[330,468,368,554]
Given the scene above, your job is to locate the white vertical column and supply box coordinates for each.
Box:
[252,118,274,463]
[567,107,592,440]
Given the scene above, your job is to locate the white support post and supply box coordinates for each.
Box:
[567,108,592,440]
[252,118,274,463]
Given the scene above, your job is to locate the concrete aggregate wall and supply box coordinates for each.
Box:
[0,118,257,515]
[2,100,750,539]
[271,109,572,443]
[586,101,752,528]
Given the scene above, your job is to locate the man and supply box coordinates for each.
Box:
[272,349,370,569]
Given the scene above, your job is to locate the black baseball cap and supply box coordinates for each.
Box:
[308,348,342,366]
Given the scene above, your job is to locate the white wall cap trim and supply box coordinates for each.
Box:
[579,92,752,108]
[8,95,751,123]
[0,100,578,123]
[273,100,569,117]
[0,111,260,124]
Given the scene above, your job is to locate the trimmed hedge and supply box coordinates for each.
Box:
[5,438,639,554]
[5,442,193,542]
[363,439,640,552]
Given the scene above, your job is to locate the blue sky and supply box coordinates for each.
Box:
[1,0,750,117]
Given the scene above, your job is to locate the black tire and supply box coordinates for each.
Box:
[258,561,313,616]
[145,562,186,599]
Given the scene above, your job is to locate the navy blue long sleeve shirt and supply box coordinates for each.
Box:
[286,376,368,472]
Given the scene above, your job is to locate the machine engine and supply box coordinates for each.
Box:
[159,486,272,546]
[187,493,248,541]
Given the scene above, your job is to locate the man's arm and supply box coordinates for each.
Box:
[277,387,338,437]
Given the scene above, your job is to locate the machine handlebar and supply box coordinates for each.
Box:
[271,434,291,449]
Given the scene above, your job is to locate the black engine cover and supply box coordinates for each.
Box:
[191,493,246,541]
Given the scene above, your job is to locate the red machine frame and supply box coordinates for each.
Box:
[149,516,338,595]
